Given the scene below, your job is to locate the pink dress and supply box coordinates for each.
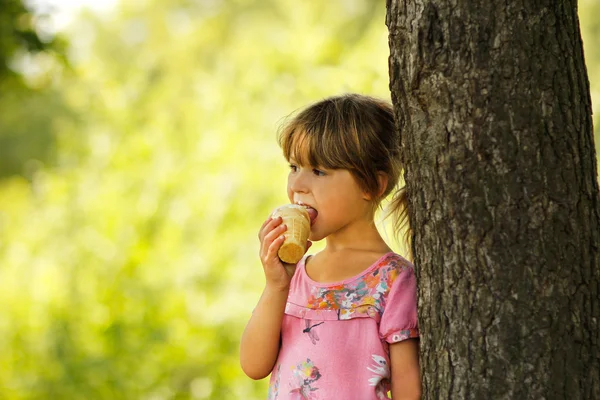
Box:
[267,252,419,400]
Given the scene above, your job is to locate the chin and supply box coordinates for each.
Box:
[308,231,325,242]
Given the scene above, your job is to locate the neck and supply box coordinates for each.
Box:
[324,217,390,254]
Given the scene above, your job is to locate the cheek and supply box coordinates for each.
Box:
[286,181,294,202]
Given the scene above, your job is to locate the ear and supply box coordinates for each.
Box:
[363,172,389,201]
[376,172,389,198]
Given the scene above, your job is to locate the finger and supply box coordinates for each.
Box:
[258,216,272,237]
[306,240,313,251]
[260,223,287,258]
[266,233,286,261]
[258,216,274,240]
[263,223,287,247]
[258,216,283,241]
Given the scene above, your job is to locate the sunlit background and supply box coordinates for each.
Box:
[0,1,598,399]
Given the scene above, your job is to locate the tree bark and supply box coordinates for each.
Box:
[386,1,600,399]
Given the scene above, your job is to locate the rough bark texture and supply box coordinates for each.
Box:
[386,1,600,398]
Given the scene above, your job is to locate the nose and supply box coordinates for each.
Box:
[288,169,310,194]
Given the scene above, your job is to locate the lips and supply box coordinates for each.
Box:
[296,201,318,225]
[305,207,318,225]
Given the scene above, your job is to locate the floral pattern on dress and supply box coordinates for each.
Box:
[289,358,322,399]
[268,364,281,400]
[306,255,407,320]
[367,354,391,399]
[390,329,419,343]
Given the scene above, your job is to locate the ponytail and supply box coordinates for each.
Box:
[386,185,413,262]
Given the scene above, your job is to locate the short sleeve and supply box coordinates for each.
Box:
[379,266,419,343]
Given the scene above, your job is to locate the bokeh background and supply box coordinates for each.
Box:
[0,1,598,399]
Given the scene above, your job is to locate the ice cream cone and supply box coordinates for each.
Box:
[272,204,310,272]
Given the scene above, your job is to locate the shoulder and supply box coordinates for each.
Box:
[354,253,414,305]
[375,252,414,284]
[382,252,413,269]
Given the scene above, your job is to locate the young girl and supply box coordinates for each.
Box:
[240,94,421,399]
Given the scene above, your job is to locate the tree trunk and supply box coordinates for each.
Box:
[386,1,600,398]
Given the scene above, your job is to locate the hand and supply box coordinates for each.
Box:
[258,215,292,290]
[258,216,311,290]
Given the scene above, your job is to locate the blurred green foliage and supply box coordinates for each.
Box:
[581,0,600,133]
[0,0,65,79]
[0,0,68,178]
[0,1,393,398]
[0,0,598,399]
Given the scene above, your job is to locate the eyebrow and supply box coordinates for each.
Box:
[289,153,323,168]
[289,158,311,167]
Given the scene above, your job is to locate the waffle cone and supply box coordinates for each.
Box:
[272,205,310,266]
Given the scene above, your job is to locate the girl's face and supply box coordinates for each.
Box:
[287,158,373,242]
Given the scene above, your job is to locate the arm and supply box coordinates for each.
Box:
[240,286,288,379]
[390,338,422,399]
[239,215,293,380]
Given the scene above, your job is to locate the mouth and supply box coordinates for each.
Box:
[296,201,318,225]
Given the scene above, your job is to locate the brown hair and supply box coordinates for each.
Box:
[277,93,413,261]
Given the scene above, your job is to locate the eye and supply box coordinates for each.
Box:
[289,164,298,172]
[312,168,325,176]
